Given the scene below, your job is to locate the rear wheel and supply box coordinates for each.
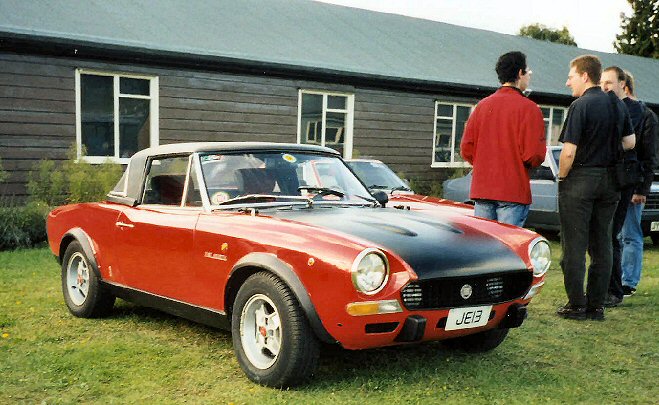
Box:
[651,233,659,246]
[232,272,320,387]
[443,328,509,352]
[61,241,115,318]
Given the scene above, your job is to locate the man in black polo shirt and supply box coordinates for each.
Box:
[556,55,635,321]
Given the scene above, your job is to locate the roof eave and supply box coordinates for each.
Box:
[0,32,499,98]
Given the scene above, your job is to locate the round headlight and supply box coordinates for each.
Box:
[529,238,551,276]
[351,249,389,295]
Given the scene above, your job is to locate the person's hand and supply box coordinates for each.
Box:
[631,194,646,204]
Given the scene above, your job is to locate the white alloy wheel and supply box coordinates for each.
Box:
[66,252,90,306]
[240,293,282,369]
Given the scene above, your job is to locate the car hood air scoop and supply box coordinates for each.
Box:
[272,207,528,279]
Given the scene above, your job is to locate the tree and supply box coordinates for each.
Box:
[518,24,577,46]
[614,0,659,59]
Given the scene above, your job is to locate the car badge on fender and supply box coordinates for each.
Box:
[204,251,227,261]
[460,284,473,300]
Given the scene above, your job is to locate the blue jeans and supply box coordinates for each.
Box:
[474,199,530,227]
[621,202,644,288]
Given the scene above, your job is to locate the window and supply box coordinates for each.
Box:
[142,156,195,206]
[432,102,474,168]
[76,70,159,164]
[297,90,354,158]
[540,106,567,146]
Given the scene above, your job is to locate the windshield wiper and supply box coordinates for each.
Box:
[354,194,379,206]
[367,184,389,190]
[215,194,311,206]
[298,186,345,198]
[391,185,412,192]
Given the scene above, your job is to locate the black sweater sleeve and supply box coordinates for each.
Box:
[635,107,658,196]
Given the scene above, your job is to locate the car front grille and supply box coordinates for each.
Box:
[400,271,533,310]
[646,193,659,210]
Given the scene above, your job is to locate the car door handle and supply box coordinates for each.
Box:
[115,221,135,229]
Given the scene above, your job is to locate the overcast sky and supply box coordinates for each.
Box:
[315,0,633,53]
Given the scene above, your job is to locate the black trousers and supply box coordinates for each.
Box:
[559,167,620,308]
[607,186,635,299]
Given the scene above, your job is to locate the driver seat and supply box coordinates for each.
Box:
[236,168,277,195]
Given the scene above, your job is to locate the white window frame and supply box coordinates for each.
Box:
[431,101,474,168]
[75,69,159,164]
[296,90,355,158]
[539,104,568,146]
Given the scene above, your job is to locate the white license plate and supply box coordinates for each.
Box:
[651,222,659,232]
[445,305,492,331]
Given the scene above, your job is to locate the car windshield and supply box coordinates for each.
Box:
[199,152,373,206]
[347,161,410,191]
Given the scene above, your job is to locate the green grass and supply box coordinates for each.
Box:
[1,242,657,404]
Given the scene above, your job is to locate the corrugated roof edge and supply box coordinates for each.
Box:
[0,31,580,106]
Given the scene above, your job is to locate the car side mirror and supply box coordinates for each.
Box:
[372,190,388,207]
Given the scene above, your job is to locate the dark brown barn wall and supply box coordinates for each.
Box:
[353,87,438,186]
[0,54,76,196]
[0,51,467,199]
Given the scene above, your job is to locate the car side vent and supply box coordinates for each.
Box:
[401,283,423,309]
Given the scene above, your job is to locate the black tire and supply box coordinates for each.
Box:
[231,272,320,387]
[442,328,509,352]
[61,241,115,318]
[651,233,659,246]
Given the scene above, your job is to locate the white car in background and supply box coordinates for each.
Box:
[346,159,415,195]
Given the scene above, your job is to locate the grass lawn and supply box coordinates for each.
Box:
[1,241,657,404]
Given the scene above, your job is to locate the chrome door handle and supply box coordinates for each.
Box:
[115,221,134,229]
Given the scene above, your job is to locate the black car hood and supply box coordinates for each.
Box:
[271,206,527,280]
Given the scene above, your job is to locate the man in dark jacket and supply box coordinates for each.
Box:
[618,71,658,298]
[600,66,644,307]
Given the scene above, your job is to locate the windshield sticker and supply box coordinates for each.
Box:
[211,191,230,205]
[201,155,223,163]
[282,154,297,163]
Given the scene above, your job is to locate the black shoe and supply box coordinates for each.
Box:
[586,307,605,321]
[557,304,586,320]
[604,294,623,308]
[622,286,636,297]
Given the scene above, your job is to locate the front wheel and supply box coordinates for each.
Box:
[442,328,509,352]
[61,241,115,318]
[231,272,320,387]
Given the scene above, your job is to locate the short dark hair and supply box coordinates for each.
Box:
[570,55,601,84]
[603,66,626,83]
[624,70,636,96]
[495,51,527,84]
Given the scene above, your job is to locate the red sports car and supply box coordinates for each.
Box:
[47,142,550,387]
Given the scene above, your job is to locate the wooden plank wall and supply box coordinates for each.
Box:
[0,52,472,199]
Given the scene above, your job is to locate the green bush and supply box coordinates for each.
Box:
[1,146,123,250]
[26,159,66,207]
[408,178,443,197]
[27,147,123,206]
[0,201,49,250]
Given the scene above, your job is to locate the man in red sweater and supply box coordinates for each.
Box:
[461,51,546,227]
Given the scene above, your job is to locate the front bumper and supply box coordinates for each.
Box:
[323,269,545,350]
[641,209,659,235]
[394,304,528,343]
[641,185,659,235]
[331,294,538,350]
